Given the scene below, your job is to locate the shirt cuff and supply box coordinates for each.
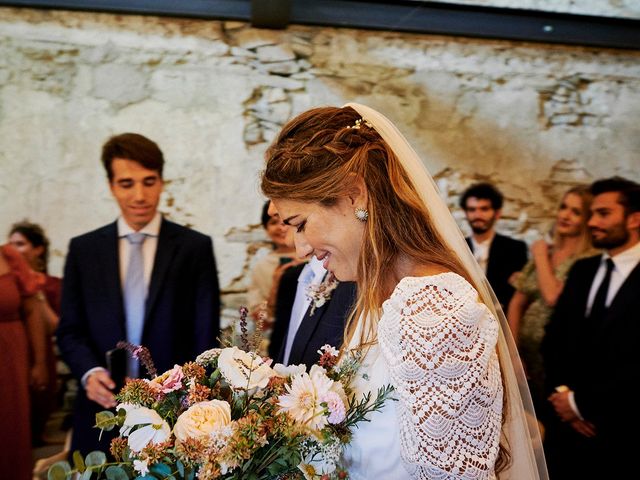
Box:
[81,367,108,388]
[568,391,584,420]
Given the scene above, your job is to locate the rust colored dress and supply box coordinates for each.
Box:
[0,244,40,480]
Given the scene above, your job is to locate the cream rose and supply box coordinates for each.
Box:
[173,400,231,442]
[218,346,275,390]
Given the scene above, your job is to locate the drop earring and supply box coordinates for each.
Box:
[354,207,369,222]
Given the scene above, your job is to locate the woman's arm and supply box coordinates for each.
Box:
[531,240,564,306]
[507,290,531,340]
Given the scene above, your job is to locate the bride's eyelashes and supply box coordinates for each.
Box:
[295,220,307,233]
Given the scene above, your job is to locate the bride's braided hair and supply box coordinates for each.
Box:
[262,105,510,474]
[262,106,473,340]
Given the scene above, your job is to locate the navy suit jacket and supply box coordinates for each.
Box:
[57,218,220,455]
[466,233,528,310]
[275,277,356,370]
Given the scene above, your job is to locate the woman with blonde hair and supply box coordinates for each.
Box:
[262,104,547,479]
[507,186,595,419]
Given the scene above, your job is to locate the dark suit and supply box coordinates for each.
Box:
[57,218,220,456]
[542,254,640,478]
[466,233,527,310]
[268,263,305,361]
[270,266,356,369]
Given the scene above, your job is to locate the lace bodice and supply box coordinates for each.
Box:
[367,273,503,479]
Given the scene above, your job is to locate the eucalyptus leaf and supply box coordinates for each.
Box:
[85,450,107,467]
[81,469,93,480]
[95,411,117,431]
[105,465,130,480]
[149,462,172,477]
[47,461,71,480]
[73,450,86,472]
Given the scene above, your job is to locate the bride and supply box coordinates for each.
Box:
[261,104,547,479]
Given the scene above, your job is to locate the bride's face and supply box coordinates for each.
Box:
[273,197,366,281]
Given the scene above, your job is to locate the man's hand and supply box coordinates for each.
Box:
[569,419,597,438]
[86,370,117,408]
[548,390,578,422]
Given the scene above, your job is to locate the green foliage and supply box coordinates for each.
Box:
[85,450,108,468]
[95,411,118,431]
[73,450,87,472]
[47,461,71,480]
[105,466,130,480]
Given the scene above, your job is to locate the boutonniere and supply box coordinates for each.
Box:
[306,273,339,316]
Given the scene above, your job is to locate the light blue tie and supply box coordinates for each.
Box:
[124,232,146,377]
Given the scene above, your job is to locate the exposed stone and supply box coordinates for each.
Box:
[233,29,280,49]
[255,44,296,63]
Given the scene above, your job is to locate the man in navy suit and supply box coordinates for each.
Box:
[273,256,356,369]
[57,133,220,456]
[543,176,640,478]
[460,182,528,310]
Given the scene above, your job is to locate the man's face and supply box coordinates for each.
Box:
[464,197,500,234]
[109,158,163,230]
[588,192,631,250]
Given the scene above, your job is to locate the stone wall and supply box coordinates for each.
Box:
[1,7,638,325]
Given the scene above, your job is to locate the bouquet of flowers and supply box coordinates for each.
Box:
[48,312,392,480]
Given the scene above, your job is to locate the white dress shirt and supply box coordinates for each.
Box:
[586,240,640,315]
[470,234,494,273]
[82,213,162,385]
[282,256,326,365]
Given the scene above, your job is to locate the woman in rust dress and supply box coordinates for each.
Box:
[0,244,48,480]
[9,221,62,445]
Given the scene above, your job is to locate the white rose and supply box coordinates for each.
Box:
[173,400,231,442]
[218,346,275,390]
[273,363,306,378]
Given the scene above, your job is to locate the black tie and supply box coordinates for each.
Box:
[589,258,615,326]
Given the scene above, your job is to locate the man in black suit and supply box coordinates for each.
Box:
[57,133,220,456]
[543,176,640,478]
[460,182,528,310]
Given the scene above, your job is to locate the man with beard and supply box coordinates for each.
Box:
[460,182,528,309]
[543,176,640,479]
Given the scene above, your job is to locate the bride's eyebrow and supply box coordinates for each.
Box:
[282,215,300,226]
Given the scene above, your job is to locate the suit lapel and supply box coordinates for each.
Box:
[100,222,126,335]
[485,234,502,280]
[145,218,178,326]
[288,284,331,365]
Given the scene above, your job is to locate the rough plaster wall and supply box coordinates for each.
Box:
[0,7,638,326]
[427,0,640,19]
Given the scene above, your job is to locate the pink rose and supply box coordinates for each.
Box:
[150,365,184,394]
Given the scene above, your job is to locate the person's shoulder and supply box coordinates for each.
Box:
[161,218,212,243]
[570,253,602,272]
[70,223,116,246]
[495,233,526,247]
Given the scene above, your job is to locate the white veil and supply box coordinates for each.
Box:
[346,102,548,480]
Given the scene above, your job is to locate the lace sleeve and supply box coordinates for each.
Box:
[379,274,503,479]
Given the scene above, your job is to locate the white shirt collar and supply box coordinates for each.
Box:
[604,240,640,278]
[117,212,162,238]
[309,255,327,279]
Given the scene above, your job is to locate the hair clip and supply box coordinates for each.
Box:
[347,118,373,130]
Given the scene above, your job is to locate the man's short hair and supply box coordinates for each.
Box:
[590,176,640,215]
[101,133,165,182]
[459,182,504,210]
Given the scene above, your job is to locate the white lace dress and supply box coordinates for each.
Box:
[343,273,503,479]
